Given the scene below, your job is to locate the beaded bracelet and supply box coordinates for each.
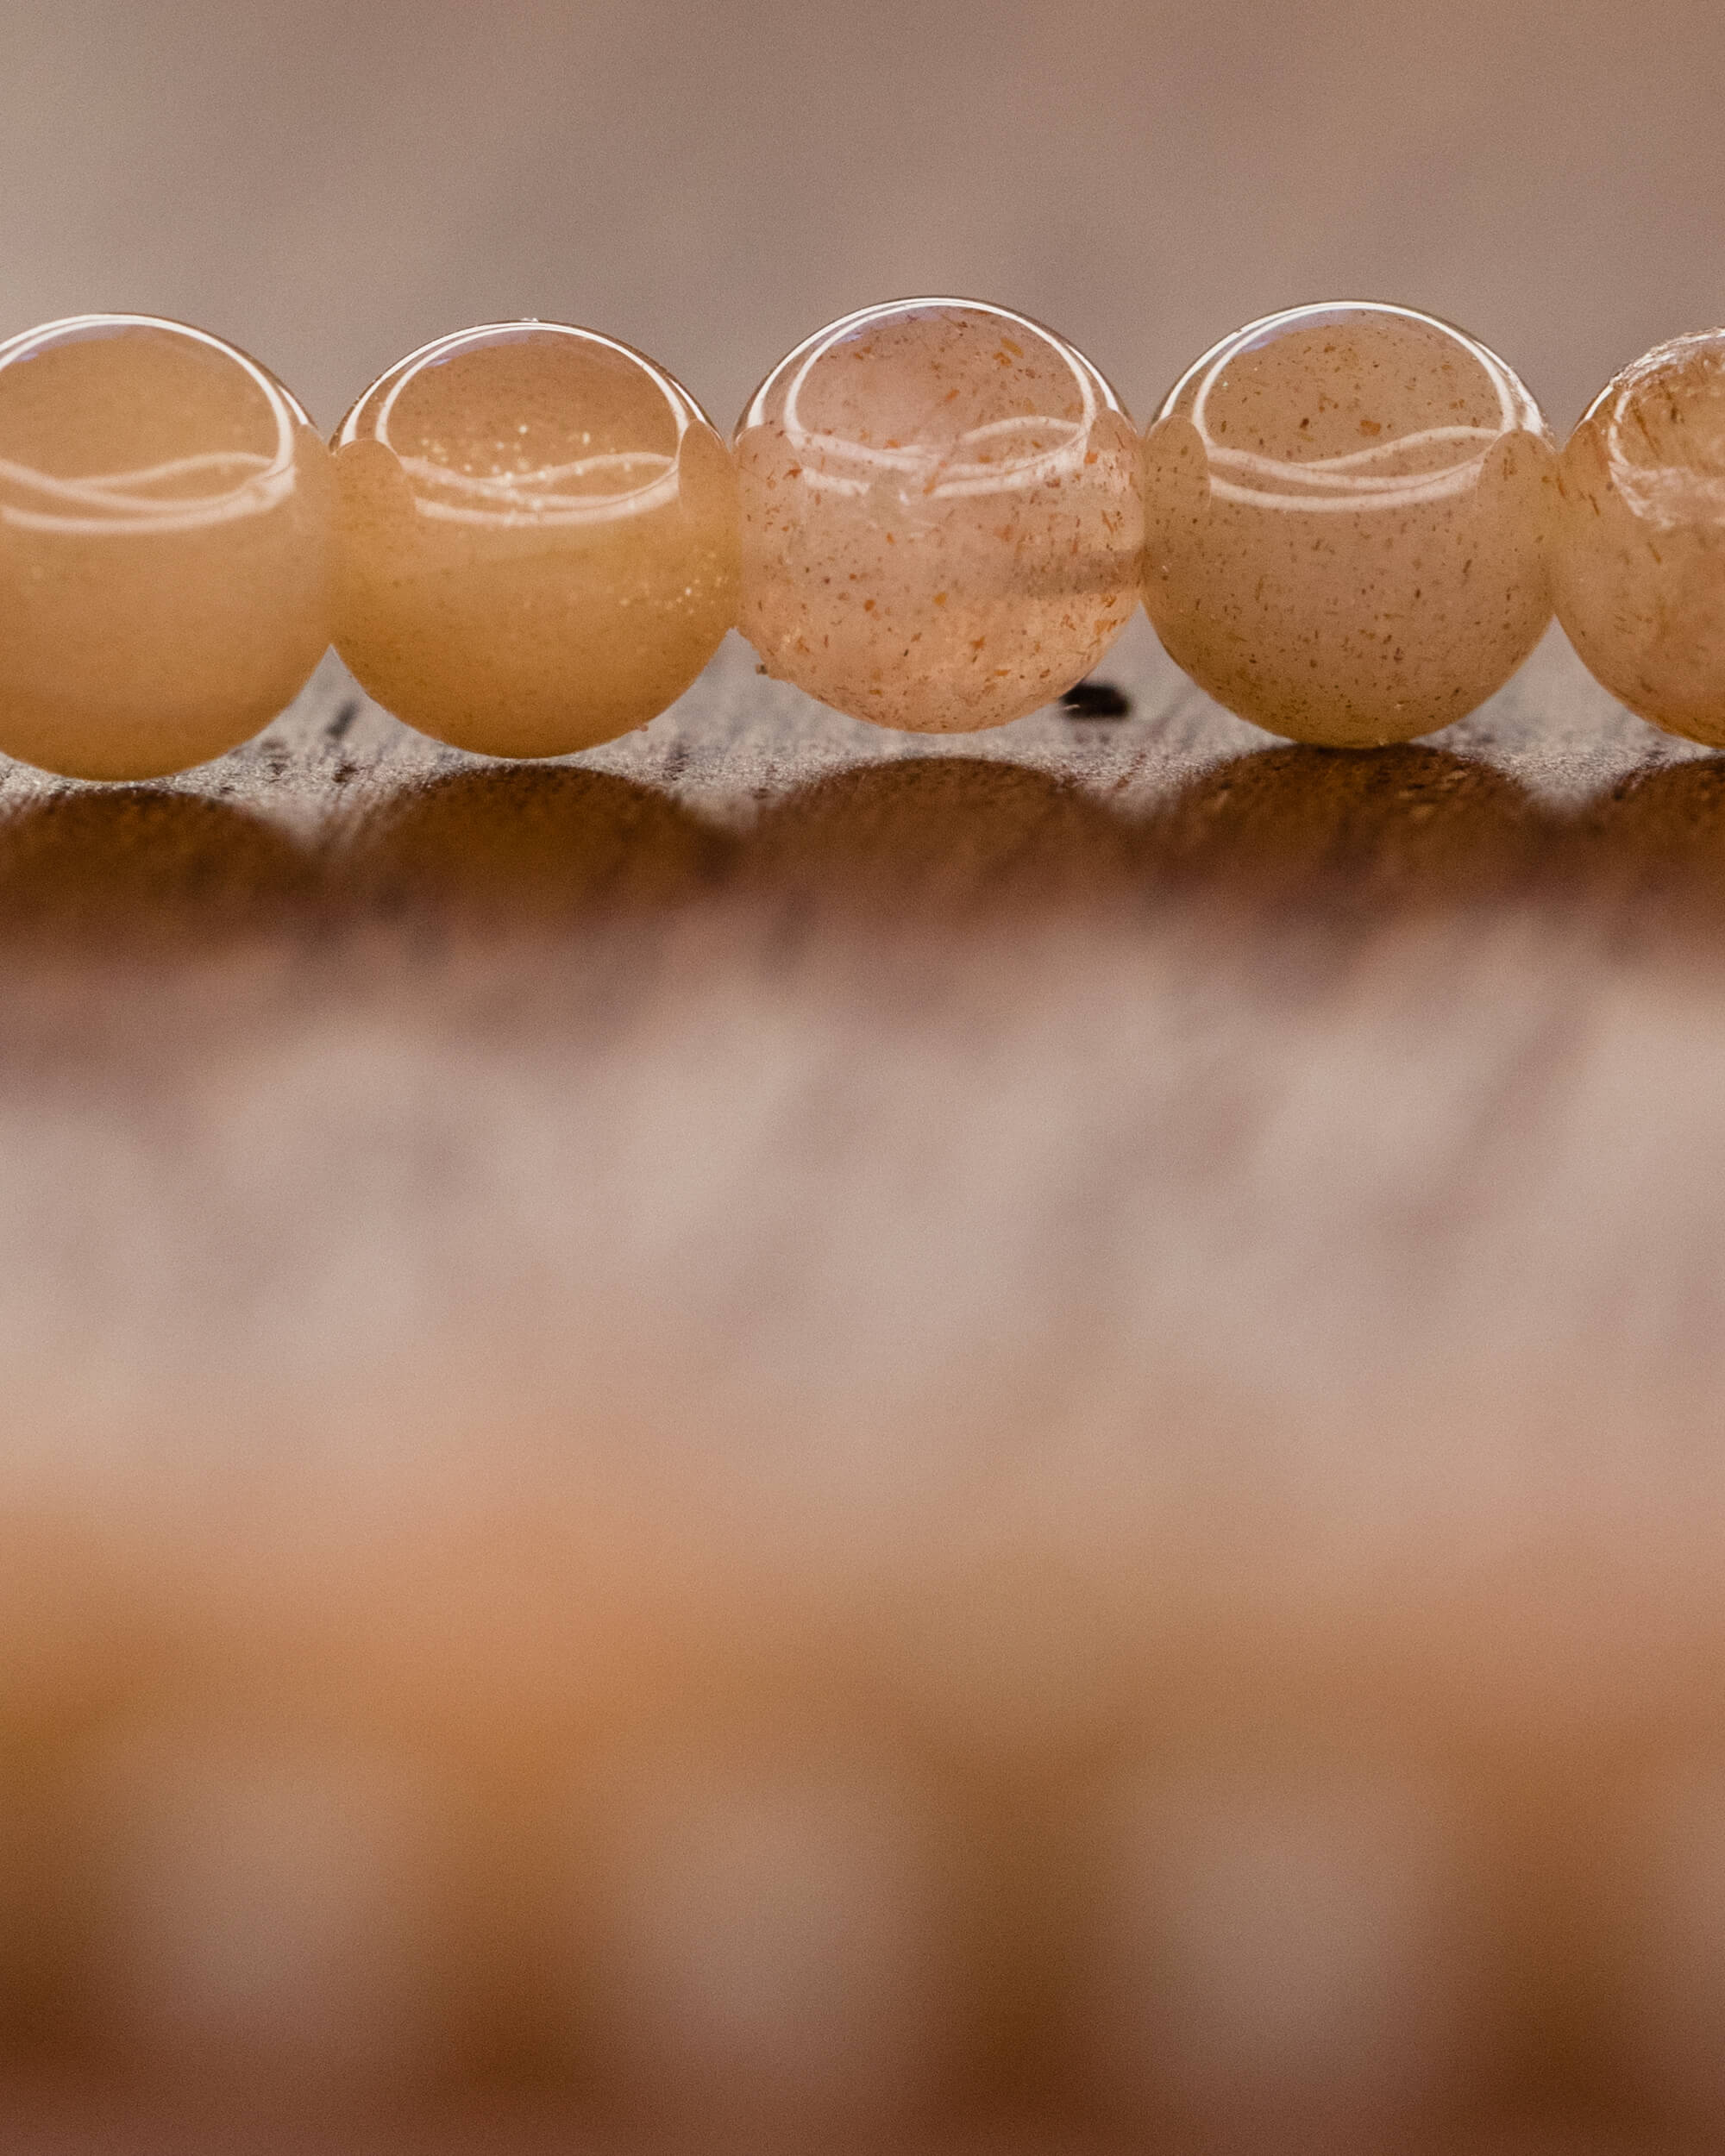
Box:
[0,299,1718,782]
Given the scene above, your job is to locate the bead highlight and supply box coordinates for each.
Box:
[733,299,1143,733]
[0,316,333,780]
[331,323,739,760]
[1551,330,1725,748]
[1142,303,1554,749]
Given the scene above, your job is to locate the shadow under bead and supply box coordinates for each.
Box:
[1564,758,1725,953]
[1144,742,1557,918]
[0,787,318,951]
[743,755,1151,924]
[341,764,734,931]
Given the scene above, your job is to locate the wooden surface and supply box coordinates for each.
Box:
[8,2,1725,2142]
[5,612,1722,1451]
[6,624,1725,2149]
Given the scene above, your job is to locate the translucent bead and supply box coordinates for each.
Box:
[331,323,738,759]
[1142,303,1553,748]
[0,315,333,780]
[732,299,1143,732]
[1550,331,1725,747]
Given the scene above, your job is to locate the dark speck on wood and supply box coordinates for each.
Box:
[1060,679,1132,718]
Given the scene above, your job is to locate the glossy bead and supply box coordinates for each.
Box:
[332,323,738,760]
[1550,331,1725,747]
[732,299,1143,732]
[1142,304,1554,748]
[0,316,333,780]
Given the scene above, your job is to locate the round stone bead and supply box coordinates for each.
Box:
[331,323,738,759]
[732,299,1143,732]
[0,315,333,780]
[1142,303,1553,748]
[1550,331,1725,747]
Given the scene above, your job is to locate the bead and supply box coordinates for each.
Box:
[331,323,738,759]
[732,299,1143,732]
[1142,304,1553,749]
[0,315,333,780]
[1550,331,1725,747]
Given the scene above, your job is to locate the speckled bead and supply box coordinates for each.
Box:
[1550,330,1725,747]
[732,299,1143,733]
[0,315,333,780]
[332,323,738,759]
[1142,303,1554,748]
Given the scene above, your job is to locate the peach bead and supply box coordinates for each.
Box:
[331,323,738,759]
[1142,304,1553,748]
[0,315,333,780]
[1551,331,1725,747]
[732,299,1143,732]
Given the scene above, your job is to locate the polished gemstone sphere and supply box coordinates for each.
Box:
[332,323,738,759]
[1142,304,1553,748]
[0,316,333,780]
[732,299,1143,732]
[1550,331,1725,747]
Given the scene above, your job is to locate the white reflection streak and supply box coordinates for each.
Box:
[0,449,292,535]
[1599,335,1725,525]
[355,323,693,530]
[0,317,302,536]
[1184,302,1528,515]
[775,305,1101,503]
[398,449,680,528]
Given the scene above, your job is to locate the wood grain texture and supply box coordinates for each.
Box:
[3,625,1725,2148]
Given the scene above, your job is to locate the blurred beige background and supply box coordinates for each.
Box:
[0,0,1721,437]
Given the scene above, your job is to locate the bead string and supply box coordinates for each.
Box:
[0,298,1719,780]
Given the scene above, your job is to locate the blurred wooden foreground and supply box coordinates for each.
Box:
[4,624,1725,2151]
